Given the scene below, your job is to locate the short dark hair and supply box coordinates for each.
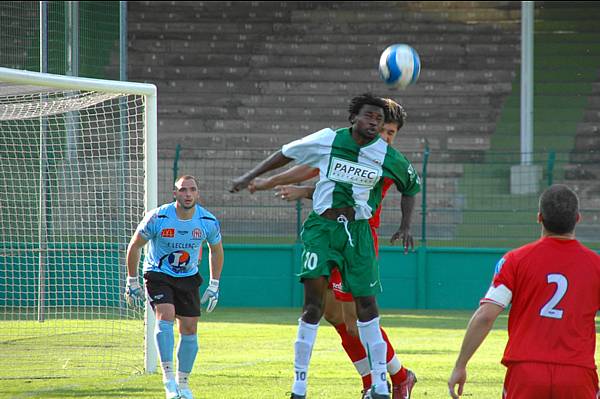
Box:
[539,184,579,234]
[347,93,389,122]
[383,98,407,129]
[174,175,199,190]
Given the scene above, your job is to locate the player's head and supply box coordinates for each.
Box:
[538,184,580,235]
[173,175,200,210]
[347,93,388,141]
[380,98,407,145]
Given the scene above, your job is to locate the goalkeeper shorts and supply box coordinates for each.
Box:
[144,271,203,317]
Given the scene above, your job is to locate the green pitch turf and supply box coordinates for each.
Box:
[2,308,598,398]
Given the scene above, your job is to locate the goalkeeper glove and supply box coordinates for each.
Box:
[200,279,219,313]
[125,276,143,306]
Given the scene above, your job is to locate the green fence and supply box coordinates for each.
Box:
[0,242,125,311]
[161,146,599,309]
[2,148,598,311]
[4,242,598,310]
[0,241,506,310]
[162,148,600,249]
[0,1,120,78]
[194,244,507,310]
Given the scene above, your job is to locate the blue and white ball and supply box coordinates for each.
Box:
[378,44,421,89]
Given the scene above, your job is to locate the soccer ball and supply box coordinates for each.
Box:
[378,44,421,89]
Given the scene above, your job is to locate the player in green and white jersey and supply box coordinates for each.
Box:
[230,93,421,399]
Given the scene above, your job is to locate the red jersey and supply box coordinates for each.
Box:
[369,177,394,230]
[481,236,600,369]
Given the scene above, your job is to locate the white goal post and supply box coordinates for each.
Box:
[0,66,158,376]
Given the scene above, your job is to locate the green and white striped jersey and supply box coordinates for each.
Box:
[282,127,420,220]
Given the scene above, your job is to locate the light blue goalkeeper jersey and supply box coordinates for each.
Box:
[136,202,222,277]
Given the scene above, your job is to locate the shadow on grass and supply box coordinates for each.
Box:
[6,387,152,398]
[200,308,511,330]
[1,374,157,399]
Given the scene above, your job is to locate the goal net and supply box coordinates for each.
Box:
[0,67,157,378]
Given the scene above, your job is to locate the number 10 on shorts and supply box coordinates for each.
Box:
[303,251,318,271]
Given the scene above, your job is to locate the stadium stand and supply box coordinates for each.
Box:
[1,1,596,243]
[485,1,600,243]
[127,1,521,156]
[127,1,523,213]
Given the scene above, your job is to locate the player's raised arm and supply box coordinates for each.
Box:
[274,185,315,201]
[229,150,293,193]
[249,164,319,193]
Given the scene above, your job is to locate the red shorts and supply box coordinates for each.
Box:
[328,267,354,302]
[504,362,599,399]
[327,227,379,302]
[371,226,379,258]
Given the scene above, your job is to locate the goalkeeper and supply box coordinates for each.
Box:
[125,175,224,399]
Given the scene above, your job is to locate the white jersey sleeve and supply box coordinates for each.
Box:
[480,255,513,308]
[481,284,512,308]
[281,128,336,167]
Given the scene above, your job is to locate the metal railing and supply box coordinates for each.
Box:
[162,147,600,249]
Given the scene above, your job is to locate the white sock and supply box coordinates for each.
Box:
[357,317,388,395]
[387,355,401,376]
[291,319,319,396]
[177,371,190,389]
[353,357,371,378]
[161,361,175,383]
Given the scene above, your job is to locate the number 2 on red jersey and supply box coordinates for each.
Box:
[539,273,568,319]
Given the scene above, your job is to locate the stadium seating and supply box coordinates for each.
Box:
[127,1,521,158]
[127,1,523,210]
[125,1,599,243]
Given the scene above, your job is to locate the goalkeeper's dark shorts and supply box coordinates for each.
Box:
[144,271,203,317]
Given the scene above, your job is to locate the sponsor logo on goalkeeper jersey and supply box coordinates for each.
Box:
[167,242,198,249]
[328,157,380,187]
[159,250,192,273]
[161,228,175,238]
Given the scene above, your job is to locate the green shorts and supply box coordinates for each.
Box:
[299,211,381,297]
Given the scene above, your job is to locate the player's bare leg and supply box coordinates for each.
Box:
[341,301,359,336]
[322,288,343,323]
[291,276,328,398]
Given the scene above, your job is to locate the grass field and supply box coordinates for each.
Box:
[6,307,598,399]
